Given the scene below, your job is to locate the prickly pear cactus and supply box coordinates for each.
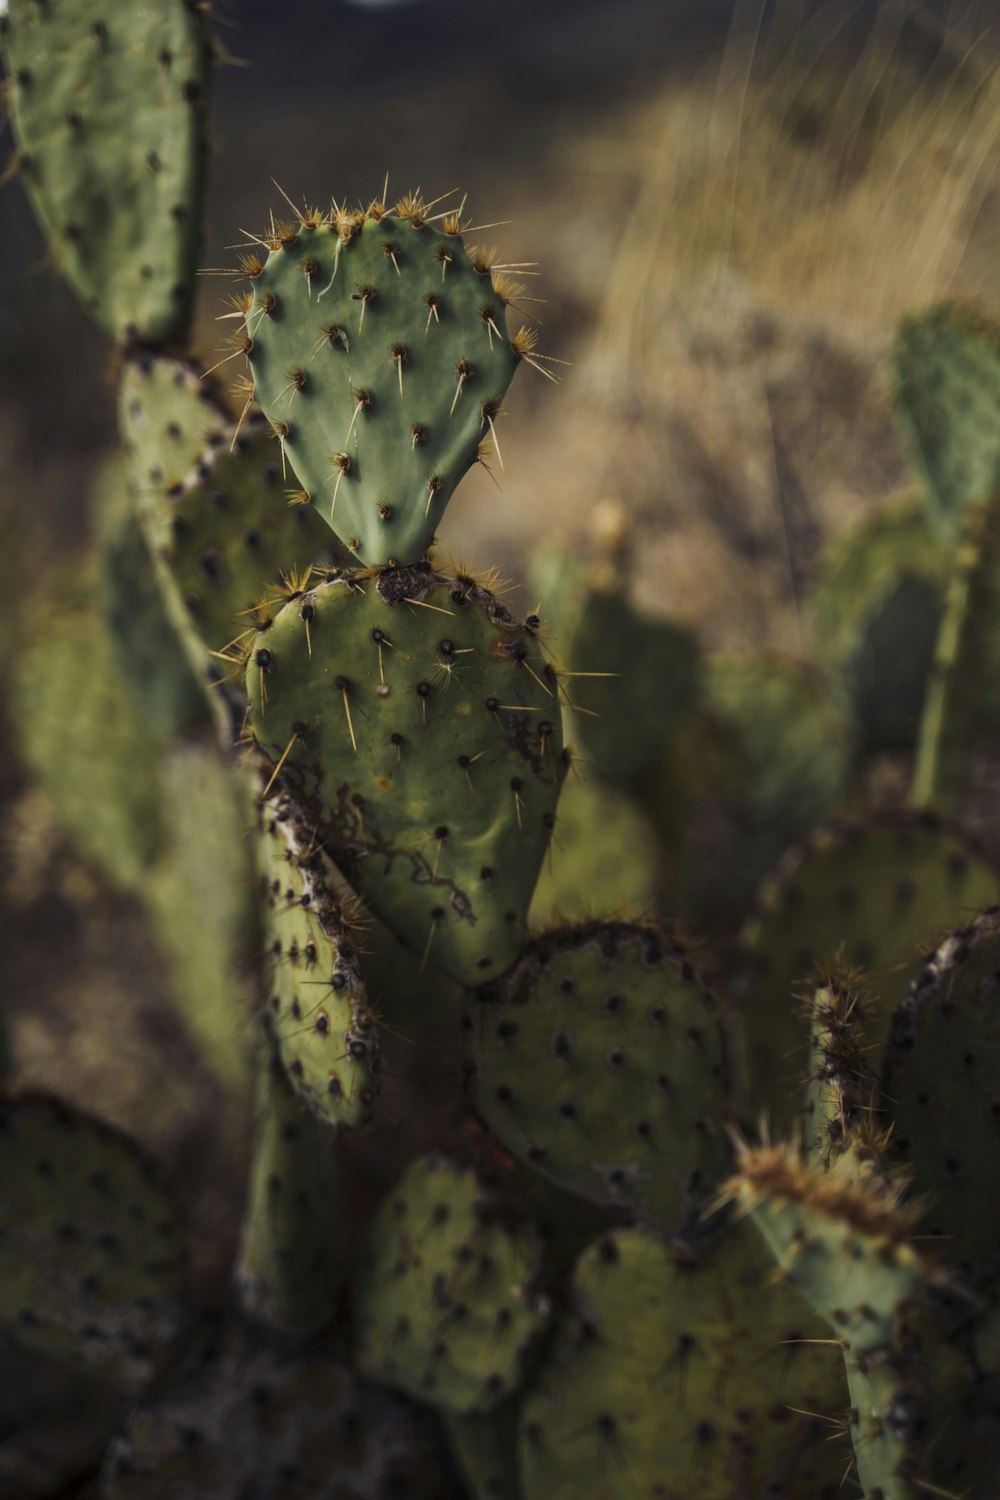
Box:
[464,922,731,1225]
[892,301,1000,537]
[534,551,703,785]
[445,1403,521,1500]
[120,352,343,718]
[244,198,520,564]
[119,354,231,499]
[808,493,950,757]
[0,1094,187,1393]
[354,1157,551,1415]
[729,1143,927,1500]
[529,771,660,926]
[246,565,567,984]
[94,455,209,743]
[235,1058,347,1336]
[883,908,1000,1275]
[1,0,211,344]
[16,583,164,891]
[103,1331,466,1498]
[803,971,880,1166]
[519,1220,848,1500]
[705,652,851,889]
[739,811,999,1131]
[143,742,257,1094]
[257,787,379,1130]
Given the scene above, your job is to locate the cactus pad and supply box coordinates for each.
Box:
[728,1140,977,1494]
[464,922,731,1224]
[144,743,257,1093]
[739,812,998,1132]
[246,566,566,985]
[519,1221,848,1500]
[536,557,702,785]
[16,588,163,891]
[235,1058,347,1335]
[2,0,211,344]
[119,354,231,504]
[892,301,1000,537]
[354,1156,551,1414]
[884,908,1000,1274]
[244,201,519,565]
[144,420,341,661]
[103,1332,465,1498]
[529,772,660,926]
[0,1093,187,1393]
[445,1404,521,1500]
[95,457,208,743]
[257,786,379,1130]
[706,653,851,893]
[809,493,950,756]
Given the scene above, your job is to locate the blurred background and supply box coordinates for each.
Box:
[1,0,1000,1489]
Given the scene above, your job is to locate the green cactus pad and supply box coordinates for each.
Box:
[246,566,566,985]
[726,1145,991,1499]
[892,301,1000,537]
[534,554,702,785]
[705,653,851,883]
[146,422,342,661]
[731,1144,926,1500]
[529,770,659,926]
[464,922,731,1224]
[119,354,231,507]
[103,1332,465,1499]
[94,456,208,743]
[808,493,950,757]
[883,908,1000,1274]
[257,786,379,1130]
[519,1220,848,1500]
[739,812,998,1133]
[0,1093,187,1393]
[445,1404,521,1500]
[354,1156,551,1415]
[235,1057,347,1335]
[144,743,257,1094]
[16,588,163,891]
[244,202,519,565]
[731,1145,922,1353]
[911,497,1000,812]
[1,0,211,344]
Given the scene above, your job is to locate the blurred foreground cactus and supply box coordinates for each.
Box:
[5,3,1000,1497]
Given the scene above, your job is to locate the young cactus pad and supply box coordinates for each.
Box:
[1,0,211,344]
[0,1094,187,1394]
[464,921,731,1224]
[246,565,567,985]
[354,1156,551,1415]
[728,1144,930,1500]
[243,198,520,565]
[103,1332,466,1499]
[891,301,1000,537]
[519,1221,848,1500]
[257,787,379,1130]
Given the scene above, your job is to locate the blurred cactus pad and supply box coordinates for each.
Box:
[7,2,1000,1498]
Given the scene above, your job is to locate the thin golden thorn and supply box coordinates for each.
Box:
[261,732,299,800]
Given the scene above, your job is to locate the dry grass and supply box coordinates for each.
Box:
[456,1,1000,653]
